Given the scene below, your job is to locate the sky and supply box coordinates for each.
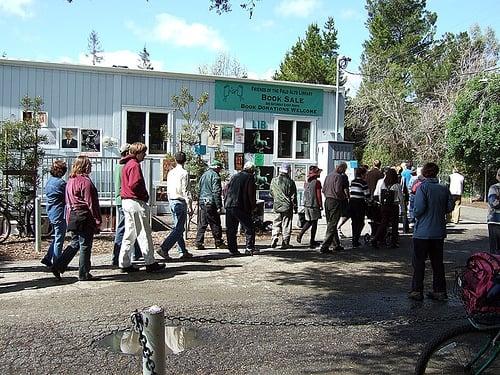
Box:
[0,0,499,95]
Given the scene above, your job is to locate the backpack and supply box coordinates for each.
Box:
[459,252,500,315]
[303,180,316,208]
[380,186,395,206]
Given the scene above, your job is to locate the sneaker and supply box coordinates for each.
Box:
[156,249,171,260]
[270,237,279,248]
[51,268,62,281]
[245,248,258,256]
[280,243,291,250]
[79,273,99,281]
[427,292,448,301]
[408,291,424,301]
[121,266,141,273]
[145,262,166,273]
[180,252,193,260]
[333,245,345,252]
[215,242,228,249]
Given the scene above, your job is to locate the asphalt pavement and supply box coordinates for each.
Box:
[0,206,490,374]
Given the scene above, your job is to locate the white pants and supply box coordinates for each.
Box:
[119,199,155,267]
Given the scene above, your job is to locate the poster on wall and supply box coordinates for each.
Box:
[293,165,307,182]
[38,128,58,149]
[234,152,244,171]
[161,158,175,182]
[220,124,234,145]
[80,129,101,154]
[61,127,79,149]
[254,153,264,167]
[207,124,221,148]
[215,150,229,169]
[255,166,274,190]
[37,112,48,127]
[244,129,273,154]
[234,127,244,144]
[258,190,274,210]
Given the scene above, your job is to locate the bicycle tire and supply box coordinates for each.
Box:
[415,323,500,374]
[0,211,11,243]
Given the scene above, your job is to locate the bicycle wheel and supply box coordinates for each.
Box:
[415,323,500,374]
[0,211,11,243]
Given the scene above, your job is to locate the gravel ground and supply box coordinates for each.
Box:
[0,206,491,374]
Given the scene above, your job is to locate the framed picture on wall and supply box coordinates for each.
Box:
[234,127,244,144]
[255,166,274,190]
[244,129,273,154]
[37,111,48,127]
[207,124,221,148]
[234,152,244,171]
[293,164,307,182]
[61,127,79,149]
[215,150,229,169]
[80,129,101,154]
[258,190,274,210]
[38,128,58,149]
[220,124,234,145]
[161,157,176,182]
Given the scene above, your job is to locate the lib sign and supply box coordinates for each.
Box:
[215,80,323,116]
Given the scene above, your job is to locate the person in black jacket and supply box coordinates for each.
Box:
[224,161,257,255]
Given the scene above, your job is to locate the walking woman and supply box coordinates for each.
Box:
[52,156,101,281]
[41,160,67,267]
[371,168,403,248]
[297,165,323,248]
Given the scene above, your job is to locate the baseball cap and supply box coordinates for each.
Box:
[279,163,290,173]
[210,160,224,168]
[243,161,255,171]
[119,143,131,153]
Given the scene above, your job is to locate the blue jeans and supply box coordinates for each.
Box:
[43,218,67,264]
[53,229,94,279]
[160,200,188,254]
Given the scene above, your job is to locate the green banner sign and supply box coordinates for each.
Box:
[215,80,323,116]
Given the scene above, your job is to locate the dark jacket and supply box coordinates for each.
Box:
[413,178,454,239]
[120,155,149,202]
[224,171,256,213]
[366,167,383,196]
[270,174,297,213]
[322,171,349,200]
[199,168,222,209]
[45,176,66,223]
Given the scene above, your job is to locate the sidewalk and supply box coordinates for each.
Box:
[0,206,490,374]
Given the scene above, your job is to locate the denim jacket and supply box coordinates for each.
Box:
[45,176,66,223]
[413,178,454,239]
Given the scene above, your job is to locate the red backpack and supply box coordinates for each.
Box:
[459,252,500,315]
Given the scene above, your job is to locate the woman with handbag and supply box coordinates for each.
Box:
[52,155,101,281]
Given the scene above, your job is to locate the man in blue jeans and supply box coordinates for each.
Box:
[157,152,193,260]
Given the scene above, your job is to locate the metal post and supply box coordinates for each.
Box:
[484,165,488,202]
[34,196,41,253]
[141,305,165,375]
[334,56,341,142]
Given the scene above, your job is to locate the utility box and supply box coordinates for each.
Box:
[316,141,354,184]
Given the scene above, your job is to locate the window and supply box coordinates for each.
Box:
[276,119,312,160]
[126,110,169,155]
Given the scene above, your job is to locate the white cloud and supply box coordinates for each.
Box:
[275,0,320,18]
[0,0,33,18]
[340,8,363,21]
[247,68,275,81]
[78,50,164,71]
[251,19,275,32]
[344,72,362,97]
[128,13,225,51]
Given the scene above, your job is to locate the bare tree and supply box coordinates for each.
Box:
[198,52,247,78]
[86,30,103,66]
[137,45,153,70]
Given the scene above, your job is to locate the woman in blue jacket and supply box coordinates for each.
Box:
[41,160,67,267]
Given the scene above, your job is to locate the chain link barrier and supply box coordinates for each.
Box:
[131,310,157,375]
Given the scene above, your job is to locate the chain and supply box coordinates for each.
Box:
[131,310,157,375]
[166,312,470,328]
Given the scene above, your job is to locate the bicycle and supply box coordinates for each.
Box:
[0,193,36,243]
[415,273,500,374]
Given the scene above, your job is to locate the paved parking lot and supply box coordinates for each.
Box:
[0,206,489,374]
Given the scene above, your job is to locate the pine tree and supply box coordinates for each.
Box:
[86,30,103,66]
[138,45,154,70]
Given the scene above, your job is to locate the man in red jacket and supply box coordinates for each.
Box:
[119,142,165,273]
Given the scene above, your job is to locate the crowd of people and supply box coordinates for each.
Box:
[40,145,499,298]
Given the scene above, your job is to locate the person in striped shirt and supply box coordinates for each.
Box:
[349,167,371,248]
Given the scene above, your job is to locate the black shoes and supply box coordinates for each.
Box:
[145,262,166,273]
[270,237,278,248]
[156,249,171,260]
[52,268,62,281]
[215,242,228,249]
[280,243,291,250]
[229,250,242,256]
[41,258,52,268]
[310,241,321,248]
[427,291,448,301]
[296,235,302,244]
[121,266,140,273]
[408,291,424,301]
[79,273,98,281]
[180,252,193,260]
[195,244,206,250]
[320,248,333,254]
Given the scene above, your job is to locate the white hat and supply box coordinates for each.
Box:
[119,143,130,153]
[279,163,290,173]
[243,161,255,171]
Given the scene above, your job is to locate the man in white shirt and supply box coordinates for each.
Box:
[157,152,193,260]
[448,167,464,224]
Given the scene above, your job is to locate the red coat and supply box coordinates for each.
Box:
[120,155,149,202]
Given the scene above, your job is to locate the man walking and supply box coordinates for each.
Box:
[448,167,464,224]
[366,160,383,198]
[157,152,193,260]
[408,162,454,301]
[320,162,349,254]
[270,163,297,249]
[225,161,257,256]
[195,160,227,250]
[119,143,165,273]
